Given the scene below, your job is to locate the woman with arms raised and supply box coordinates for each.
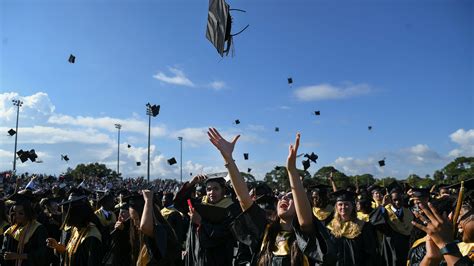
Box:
[207,128,334,265]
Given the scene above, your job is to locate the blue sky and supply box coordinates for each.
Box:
[1,0,473,180]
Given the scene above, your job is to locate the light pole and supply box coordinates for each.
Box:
[114,123,122,176]
[178,136,183,183]
[12,99,23,172]
[146,103,160,182]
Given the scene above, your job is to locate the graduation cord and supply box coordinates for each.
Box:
[66,227,88,264]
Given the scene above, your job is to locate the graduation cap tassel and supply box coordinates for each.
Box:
[452,181,464,237]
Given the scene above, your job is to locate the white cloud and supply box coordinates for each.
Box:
[404,144,443,165]
[170,127,209,147]
[294,83,372,101]
[448,129,474,157]
[47,114,167,137]
[208,81,226,91]
[334,157,382,176]
[153,67,195,87]
[0,92,55,122]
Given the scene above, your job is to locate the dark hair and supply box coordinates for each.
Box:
[257,216,304,266]
[11,201,36,223]
[0,200,8,223]
[63,202,96,228]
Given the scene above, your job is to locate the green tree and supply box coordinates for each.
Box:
[69,163,119,180]
[313,166,348,189]
[264,166,310,191]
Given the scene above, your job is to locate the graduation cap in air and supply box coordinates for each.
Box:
[368,126,372,131]
[378,158,386,167]
[136,162,141,166]
[206,0,249,57]
[234,119,240,125]
[302,159,310,171]
[127,144,131,148]
[287,77,293,85]
[167,157,177,165]
[8,129,16,136]
[247,168,251,173]
[68,54,76,64]
[331,190,357,202]
[61,155,69,162]
[275,127,279,132]
[17,149,38,163]
[314,111,321,116]
[243,153,249,160]
[304,152,318,163]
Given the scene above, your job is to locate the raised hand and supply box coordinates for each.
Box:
[207,127,240,161]
[190,174,207,186]
[286,133,300,171]
[411,202,453,248]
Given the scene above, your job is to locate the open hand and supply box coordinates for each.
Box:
[207,127,240,161]
[286,133,300,171]
[412,202,453,248]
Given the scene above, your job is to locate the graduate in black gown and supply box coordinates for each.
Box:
[2,191,49,266]
[326,189,377,266]
[45,190,103,266]
[127,190,180,265]
[102,202,131,266]
[174,171,240,266]
[207,129,334,266]
[370,183,413,266]
[309,185,334,225]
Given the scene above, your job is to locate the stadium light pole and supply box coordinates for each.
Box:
[114,123,122,176]
[12,99,23,172]
[146,103,160,183]
[178,136,183,183]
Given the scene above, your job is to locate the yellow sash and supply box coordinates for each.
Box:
[136,243,150,266]
[0,220,10,235]
[384,204,413,236]
[260,225,309,266]
[95,209,117,227]
[327,218,364,239]
[357,212,370,222]
[312,205,333,221]
[201,196,233,208]
[457,242,474,261]
[4,220,41,244]
[66,223,102,265]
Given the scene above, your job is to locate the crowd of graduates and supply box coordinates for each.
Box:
[0,128,472,266]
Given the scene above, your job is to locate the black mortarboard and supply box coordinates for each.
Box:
[387,181,402,194]
[288,77,293,84]
[331,190,357,202]
[68,54,75,63]
[302,159,310,171]
[136,162,141,166]
[243,153,249,160]
[234,119,240,125]
[7,190,36,205]
[206,0,248,57]
[309,184,331,194]
[275,127,279,132]
[123,192,144,210]
[357,193,374,203]
[61,155,69,162]
[247,168,251,173]
[8,129,16,136]
[368,184,383,194]
[314,111,321,116]
[304,152,318,163]
[17,149,37,163]
[378,159,385,167]
[58,190,88,206]
[412,187,430,198]
[368,126,372,131]
[97,192,114,206]
[446,178,474,190]
[167,157,177,165]
[127,144,131,148]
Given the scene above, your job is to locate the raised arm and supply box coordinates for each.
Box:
[286,133,314,233]
[140,190,155,238]
[328,172,337,192]
[207,127,253,211]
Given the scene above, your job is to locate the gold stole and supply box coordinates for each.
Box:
[384,204,413,236]
[4,220,41,266]
[312,205,333,221]
[161,207,182,219]
[136,243,150,266]
[201,196,233,208]
[260,225,309,266]
[357,212,370,222]
[327,218,364,239]
[66,223,102,266]
[457,242,474,261]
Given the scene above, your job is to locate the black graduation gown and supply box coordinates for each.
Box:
[174,182,240,266]
[370,206,413,266]
[63,225,103,266]
[326,220,377,266]
[1,222,49,266]
[37,213,62,266]
[102,219,131,266]
[139,222,181,266]
[231,203,333,266]
[407,237,425,266]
